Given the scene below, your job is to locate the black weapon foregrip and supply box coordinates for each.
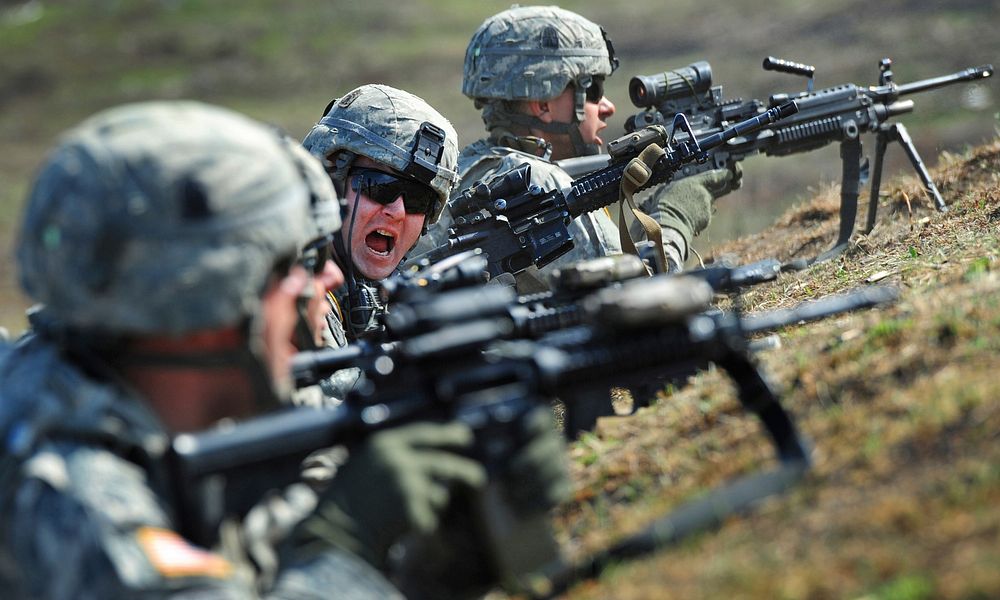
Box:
[697,101,798,152]
[564,162,630,217]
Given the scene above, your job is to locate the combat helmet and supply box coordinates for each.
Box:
[302,84,459,225]
[17,101,322,336]
[462,5,619,156]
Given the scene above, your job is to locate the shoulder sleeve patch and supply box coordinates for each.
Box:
[136,527,233,579]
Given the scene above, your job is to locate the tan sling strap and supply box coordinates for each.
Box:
[611,143,668,275]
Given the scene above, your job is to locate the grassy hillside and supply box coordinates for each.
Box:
[555,139,1000,599]
[1,4,997,597]
[1,0,997,332]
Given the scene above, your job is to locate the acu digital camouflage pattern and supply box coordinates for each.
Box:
[16,101,316,335]
[412,139,623,292]
[462,5,617,103]
[282,136,342,248]
[292,280,375,408]
[0,334,400,598]
[0,101,400,598]
[302,84,459,225]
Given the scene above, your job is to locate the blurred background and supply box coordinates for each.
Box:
[1,0,997,333]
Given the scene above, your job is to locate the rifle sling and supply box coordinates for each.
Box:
[615,144,668,275]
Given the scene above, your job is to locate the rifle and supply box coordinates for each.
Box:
[293,252,784,387]
[412,101,799,278]
[292,251,871,438]
[557,57,994,265]
[169,272,896,597]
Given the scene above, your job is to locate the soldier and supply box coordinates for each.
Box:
[0,101,496,598]
[300,84,460,402]
[415,5,739,287]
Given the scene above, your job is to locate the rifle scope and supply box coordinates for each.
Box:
[629,61,713,109]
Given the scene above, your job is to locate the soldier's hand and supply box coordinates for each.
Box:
[287,422,487,568]
[501,406,571,515]
[669,165,741,202]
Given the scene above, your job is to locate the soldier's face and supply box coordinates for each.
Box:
[261,265,312,386]
[538,85,616,160]
[341,157,428,280]
[306,259,343,347]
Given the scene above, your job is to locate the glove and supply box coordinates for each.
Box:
[287,422,487,569]
[665,165,740,208]
[693,163,742,199]
[389,406,570,600]
[501,406,571,515]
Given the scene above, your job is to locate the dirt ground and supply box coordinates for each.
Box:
[551,139,1000,599]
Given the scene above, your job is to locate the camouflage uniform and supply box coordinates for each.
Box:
[414,139,623,291]
[301,84,459,404]
[419,5,731,277]
[0,102,400,599]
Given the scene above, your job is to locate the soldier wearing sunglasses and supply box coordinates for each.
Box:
[414,5,738,287]
[301,84,460,403]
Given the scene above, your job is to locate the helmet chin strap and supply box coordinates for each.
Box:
[332,182,381,340]
[67,324,287,414]
[30,290,288,412]
[567,124,602,157]
[487,97,600,159]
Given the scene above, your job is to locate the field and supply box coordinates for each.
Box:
[556,139,1000,599]
[1,3,998,597]
[1,0,997,331]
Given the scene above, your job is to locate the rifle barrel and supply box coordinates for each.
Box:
[742,286,898,334]
[895,64,993,96]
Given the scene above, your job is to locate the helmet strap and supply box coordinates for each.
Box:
[486,101,599,158]
[489,126,552,159]
[78,317,285,413]
[330,194,382,341]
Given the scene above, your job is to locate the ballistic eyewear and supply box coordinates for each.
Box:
[350,168,436,216]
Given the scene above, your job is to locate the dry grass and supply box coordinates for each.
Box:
[551,139,1000,599]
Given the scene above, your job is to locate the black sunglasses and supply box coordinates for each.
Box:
[350,168,437,216]
[300,234,334,275]
[584,76,606,104]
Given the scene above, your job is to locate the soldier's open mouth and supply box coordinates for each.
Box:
[365,229,395,256]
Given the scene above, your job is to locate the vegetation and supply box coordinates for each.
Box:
[2,4,998,597]
[557,139,1000,599]
[2,0,997,330]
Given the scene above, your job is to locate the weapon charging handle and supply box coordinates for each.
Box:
[763,56,816,79]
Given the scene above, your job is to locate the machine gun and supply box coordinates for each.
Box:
[413,101,798,278]
[169,269,896,597]
[558,57,993,264]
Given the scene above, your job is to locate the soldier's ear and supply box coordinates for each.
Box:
[527,100,554,123]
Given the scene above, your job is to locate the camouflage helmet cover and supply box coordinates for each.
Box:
[281,136,342,247]
[462,5,618,103]
[301,84,459,225]
[17,101,317,335]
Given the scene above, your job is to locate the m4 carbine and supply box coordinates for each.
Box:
[559,57,994,264]
[169,269,896,598]
[413,101,798,278]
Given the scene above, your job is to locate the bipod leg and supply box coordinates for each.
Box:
[894,122,947,212]
[864,130,891,234]
[813,136,863,264]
